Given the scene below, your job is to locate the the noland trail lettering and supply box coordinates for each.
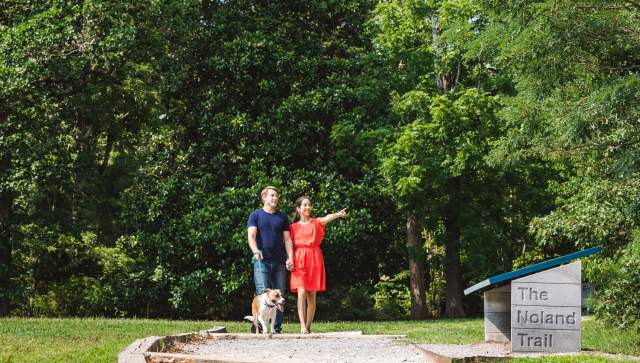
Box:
[510,261,582,353]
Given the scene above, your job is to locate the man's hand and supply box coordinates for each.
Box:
[248,226,261,261]
[253,250,263,261]
[283,231,293,271]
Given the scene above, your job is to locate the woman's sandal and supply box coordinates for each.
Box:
[301,328,309,334]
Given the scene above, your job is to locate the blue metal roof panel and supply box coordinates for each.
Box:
[464,246,601,296]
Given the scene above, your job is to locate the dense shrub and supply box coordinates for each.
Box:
[373,271,411,320]
[315,285,376,321]
[588,232,640,332]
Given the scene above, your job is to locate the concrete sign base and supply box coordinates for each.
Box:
[483,284,511,343]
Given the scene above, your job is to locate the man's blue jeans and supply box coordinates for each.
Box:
[253,259,287,332]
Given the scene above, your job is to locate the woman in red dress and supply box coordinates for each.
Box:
[290,196,347,334]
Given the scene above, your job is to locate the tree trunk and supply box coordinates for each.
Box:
[432,16,465,318]
[100,131,114,175]
[0,155,12,316]
[443,176,465,318]
[406,211,427,319]
[432,16,457,94]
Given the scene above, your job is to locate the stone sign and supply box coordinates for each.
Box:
[469,247,599,354]
[510,261,581,352]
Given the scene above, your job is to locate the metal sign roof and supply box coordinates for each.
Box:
[463,246,601,296]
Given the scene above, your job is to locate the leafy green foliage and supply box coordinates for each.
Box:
[531,177,640,252]
[373,271,411,320]
[588,231,640,332]
[1,0,638,326]
[1,0,411,319]
[482,0,640,327]
[380,89,500,209]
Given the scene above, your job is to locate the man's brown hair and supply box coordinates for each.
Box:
[260,186,279,201]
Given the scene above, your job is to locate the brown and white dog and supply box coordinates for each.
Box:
[244,288,285,335]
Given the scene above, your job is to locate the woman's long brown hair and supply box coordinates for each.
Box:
[292,195,311,223]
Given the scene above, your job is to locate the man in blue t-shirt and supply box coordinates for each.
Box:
[247,186,293,333]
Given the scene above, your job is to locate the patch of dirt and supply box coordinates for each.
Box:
[162,334,216,354]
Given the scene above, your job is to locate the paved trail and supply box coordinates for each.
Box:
[177,334,425,363]
[165,333,640,363]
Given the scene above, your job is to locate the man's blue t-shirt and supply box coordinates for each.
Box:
[247,209,290,264]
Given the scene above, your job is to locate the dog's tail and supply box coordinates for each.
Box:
[243,315,254,323]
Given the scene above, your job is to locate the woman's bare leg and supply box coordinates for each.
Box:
[297,289,309,333]
[305,291,317,333]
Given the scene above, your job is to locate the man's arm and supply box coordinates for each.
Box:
[248,226,262,260]
[283,231,293,270]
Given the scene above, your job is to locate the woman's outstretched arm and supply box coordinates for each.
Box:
[318,208,347,225]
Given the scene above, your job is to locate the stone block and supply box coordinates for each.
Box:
[485,312,510,336]
[511,282,581,307]
[511,329,581,353]
[484,284,511,313]
[515,261,581,284]
[485,331,511,343]
[512,306,581,330]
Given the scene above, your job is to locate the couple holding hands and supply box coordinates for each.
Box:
[247,186,347,334]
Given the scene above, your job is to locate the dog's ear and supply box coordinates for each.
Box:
[264,288,271,293]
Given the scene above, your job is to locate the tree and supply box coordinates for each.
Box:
[0,154,11,315]
[479,0,640,249]
[0,1,167,315]
[369,0,435,319]
[3,0,603,321]
[374,0,510,318]
[479,0,640,327]
[117,0,407,318]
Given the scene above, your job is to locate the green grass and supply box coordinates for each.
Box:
[1,317,638,362]
[0,317,229,363]
[309,319,484,344]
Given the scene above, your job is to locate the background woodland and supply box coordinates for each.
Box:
[1,0,639,331]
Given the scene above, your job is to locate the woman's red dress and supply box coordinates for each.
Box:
[290,218,326,292]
